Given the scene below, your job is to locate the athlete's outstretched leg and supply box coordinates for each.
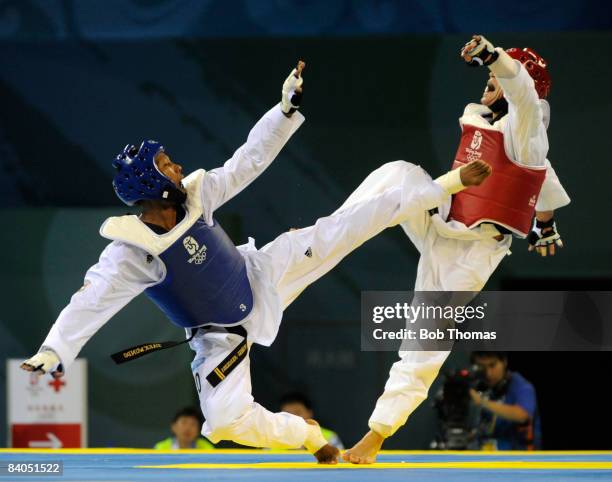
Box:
[264,159,490,309]
[263,162,447,307]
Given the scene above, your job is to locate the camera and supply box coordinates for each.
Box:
[430,367,487,450]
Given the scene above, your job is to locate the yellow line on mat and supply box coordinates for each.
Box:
[136,461,612,470]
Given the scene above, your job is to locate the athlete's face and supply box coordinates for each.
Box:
[474,355,507,387]
[481,72,504,107]
[154,151,184,188]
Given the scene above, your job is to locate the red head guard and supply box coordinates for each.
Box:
[505,47,551,99]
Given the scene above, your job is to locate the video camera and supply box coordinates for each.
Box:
[430,366,488,450]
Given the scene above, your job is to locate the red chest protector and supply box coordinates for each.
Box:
[447,123,546,237]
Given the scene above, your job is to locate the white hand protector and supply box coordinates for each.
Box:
[461,35,498,67]
[527,218,563,257]
[21,349,64,377]
[281,61,305,115]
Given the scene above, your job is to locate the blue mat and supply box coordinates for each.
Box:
[1,449,611,481]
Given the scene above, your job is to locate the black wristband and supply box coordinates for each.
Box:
[527,230,540,245]
[465,47,498,68]
[535,218,555,229]
[290,90,303,108]
[483,50,499,66]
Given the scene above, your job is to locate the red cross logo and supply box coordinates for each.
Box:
[48,378,66,393]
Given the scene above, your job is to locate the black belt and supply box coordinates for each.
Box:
[428,207,512,235]
[110,323,249,379]
[110,328,198,364]
[205,325,249,388]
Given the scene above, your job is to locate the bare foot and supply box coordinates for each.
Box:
[342,430,384,464]
[314,444,340,464]
[460,160,492,187]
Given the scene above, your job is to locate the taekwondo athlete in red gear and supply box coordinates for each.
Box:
[342,35,571,464]
[20,61,490,463]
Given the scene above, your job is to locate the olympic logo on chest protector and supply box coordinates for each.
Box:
[470,130,483,150]
[183,236,207,264]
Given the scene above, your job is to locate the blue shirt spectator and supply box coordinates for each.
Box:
[470,352,541,450]
[479,372,541,450]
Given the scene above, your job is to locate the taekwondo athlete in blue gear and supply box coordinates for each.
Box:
[112,140,254,329]
[20,60,485,463]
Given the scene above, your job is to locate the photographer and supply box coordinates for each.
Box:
[470,352,541,450]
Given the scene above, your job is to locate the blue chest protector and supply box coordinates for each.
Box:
[145,217,253,328]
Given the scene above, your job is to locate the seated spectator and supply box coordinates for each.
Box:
[154,406,214,450]
[280,392,344,449]
[470,352,541,450]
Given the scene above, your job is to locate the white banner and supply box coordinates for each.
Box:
[6,358,87,447]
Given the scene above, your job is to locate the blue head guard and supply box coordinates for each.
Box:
[112,140,186,206]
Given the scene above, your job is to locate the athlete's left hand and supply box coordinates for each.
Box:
[527,217,564,257]
[21,350,64,379]
[281,60,305,116]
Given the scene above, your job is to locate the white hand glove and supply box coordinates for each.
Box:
[21,349,64,377]
[527,218,563,257]
[281,60,305,115]
[461,35,498,67]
